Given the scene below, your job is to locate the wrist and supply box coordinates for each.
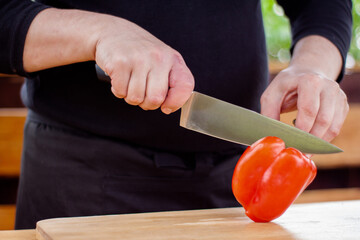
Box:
[23,8,112,72]
[283,65,328,81]
[289,35,342,81]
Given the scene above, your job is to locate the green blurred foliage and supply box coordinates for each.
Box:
[351,0,360,62]
[262,0,360,64]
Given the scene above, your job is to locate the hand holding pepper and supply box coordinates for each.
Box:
[232,136,317,222]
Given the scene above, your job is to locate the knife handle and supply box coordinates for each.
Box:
[95,64,111,83]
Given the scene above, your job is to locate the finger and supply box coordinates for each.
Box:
[109,63,131,99]
[260,73,297,120]
[322,91,349,142]
[260,85,283,120]
[160,55,194,114]
[124,65,148,106]
[139,67,169,110]
[309,88,337,139]
[260,70,300,120]
[295,78,321,133]
[280,91,298,113]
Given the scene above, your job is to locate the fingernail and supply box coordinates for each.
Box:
[162,108,172,114]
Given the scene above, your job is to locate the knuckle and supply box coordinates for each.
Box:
[111,87,126,99]
[113,56,130,67]
[316,114,331,128]
[125,95,144,105]
[147,94,165,107]
[299,104,317,117]
[328,126,340,138]
[102,63,113,77]
[181,75,195,90]
[149,49,166,63]
[133,57,145,67]
[330,79,340,89]
[105,59,130,76]
[328,81,341,94]
[102,62,117,79]
[303,73,318,82]
[171,71,195,91]
[300,73,323,87]
[171,50,184,63]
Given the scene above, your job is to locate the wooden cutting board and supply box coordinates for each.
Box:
[36,200,360,240]
[0,230,36,240]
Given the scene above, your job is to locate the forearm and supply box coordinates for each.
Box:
[288,35,342,81]
[24,8,115,72]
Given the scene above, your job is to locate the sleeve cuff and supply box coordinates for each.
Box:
[0,1,50,77]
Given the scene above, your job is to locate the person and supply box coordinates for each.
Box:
[0,0,352,229]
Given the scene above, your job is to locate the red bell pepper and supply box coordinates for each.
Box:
[232,136,317,222]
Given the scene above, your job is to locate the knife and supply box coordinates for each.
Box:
[95,64,342,154]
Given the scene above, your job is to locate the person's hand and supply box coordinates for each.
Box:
[260,66,349,142]
[23,9,194,114]
[94,17,194,114]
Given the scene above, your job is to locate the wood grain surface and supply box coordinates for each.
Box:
[35,200,360,240]
[0,230,35,240]
[295,188,360,203]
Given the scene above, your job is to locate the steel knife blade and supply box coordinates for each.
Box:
[180,91,342,154]
[94,64,342,154]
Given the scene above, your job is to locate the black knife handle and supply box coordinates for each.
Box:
[95,64,111,82]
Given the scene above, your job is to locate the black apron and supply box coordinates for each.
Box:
[15,110,243,229]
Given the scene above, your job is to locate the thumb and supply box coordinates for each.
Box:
[161,55,194,114]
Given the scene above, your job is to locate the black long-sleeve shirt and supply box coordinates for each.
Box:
[0,0,352,152]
